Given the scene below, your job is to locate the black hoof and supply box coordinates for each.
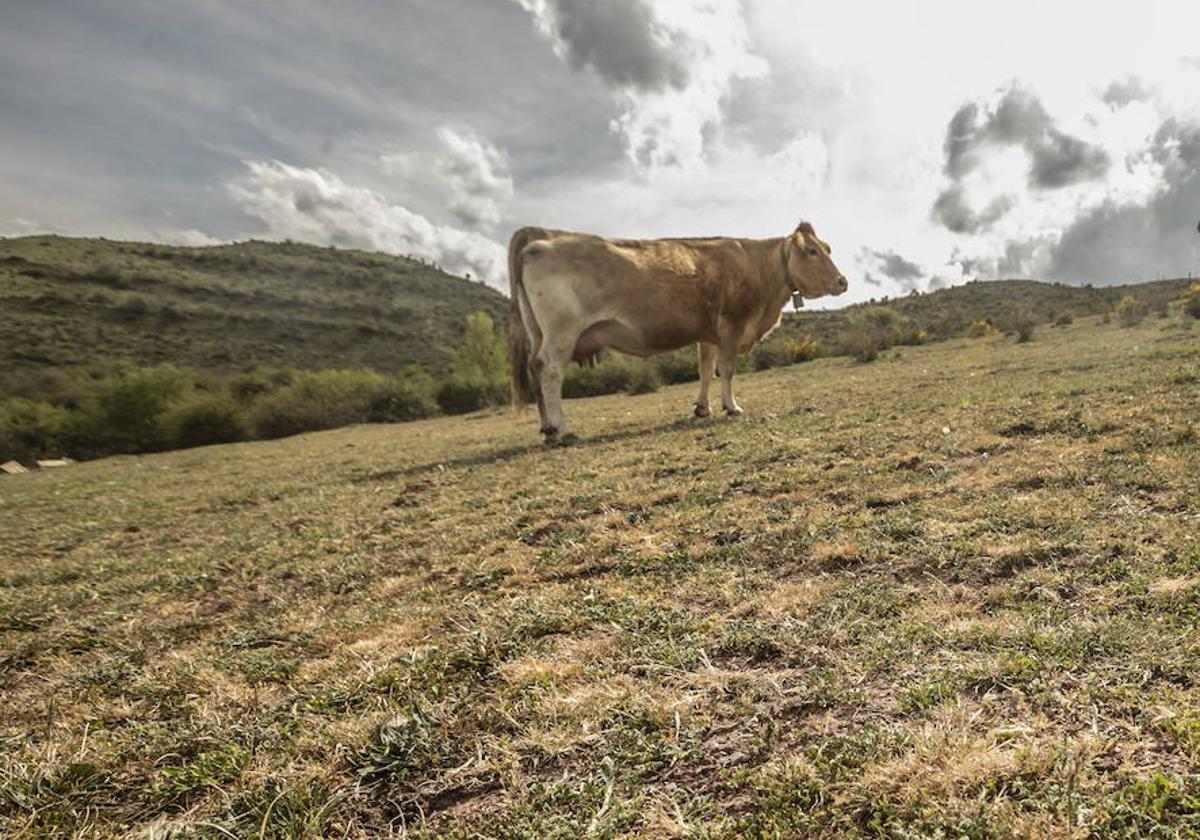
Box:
[694,404,711,418]
[543,431,578,447]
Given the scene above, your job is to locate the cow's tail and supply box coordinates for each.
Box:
[508,227,541,406]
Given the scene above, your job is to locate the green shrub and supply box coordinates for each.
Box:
[1115,295,1146,327]
[563,354,659,398]
[625,364,662,395]
[452,312,508,383]
[652,350,700,385]
[435,311,510,414]
[250,369,435,439]
[997,311,1037,343]
[1183,284,1200,320]
[160,394,248,449]
[837,307,917,362]
[0,398,74,462]
[0,425,25,465]
[753,336,820,370]
[839,325,885,363]
[752,342,790,370]
[228,368,293,404]
[967,319,999,338]
[77,365,192,455]
[436,379,506,414]
[1188,295,1200,321]
[368,370,439,422]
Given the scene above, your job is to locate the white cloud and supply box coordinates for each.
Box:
[513,0,767,171]
[228,160,506,288]
[154,228,224,247]
[765,131,828,201]
[434,126,514,227]
[720,0,1200,296]
[0,217,63,237]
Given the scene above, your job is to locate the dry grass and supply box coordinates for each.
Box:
[2,314,1199,838]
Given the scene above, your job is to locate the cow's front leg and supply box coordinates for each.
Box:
[718,344,742,416]
[694,342,717,417]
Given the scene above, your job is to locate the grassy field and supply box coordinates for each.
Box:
[2,314,1199,838]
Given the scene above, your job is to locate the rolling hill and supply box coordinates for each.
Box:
[778,275,1195,348]
[0,235,508,395]
[2,233,1193,400]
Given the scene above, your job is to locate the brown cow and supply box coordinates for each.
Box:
[508,223,849,443]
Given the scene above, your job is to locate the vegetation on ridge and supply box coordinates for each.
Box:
[2,233,1196,466]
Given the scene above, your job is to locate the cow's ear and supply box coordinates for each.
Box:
[796,221,815,236]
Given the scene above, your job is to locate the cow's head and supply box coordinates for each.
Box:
[785,221,848,298]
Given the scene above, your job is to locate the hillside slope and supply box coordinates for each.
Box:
[0,235,507,387]
[2,315,1199,836]
[778,276,1194,347]
[2,233,1192,398]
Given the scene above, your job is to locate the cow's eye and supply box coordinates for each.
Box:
[805,247,819,256]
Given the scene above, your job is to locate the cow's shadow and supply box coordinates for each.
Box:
[358,416,711,483]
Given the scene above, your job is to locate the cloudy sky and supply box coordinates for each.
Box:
[2,0,1199,304]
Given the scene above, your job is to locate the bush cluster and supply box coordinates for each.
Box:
[434,312,510,414]
[0,364,442,464]
[15,286,1113,464]
[1115,295,1147,327]
[752,336,820,370]
[967,320,1000,338]
[563,354,660,398]
[837,307,922,363]
[250,369,437,439]
[1180,283,1200,320]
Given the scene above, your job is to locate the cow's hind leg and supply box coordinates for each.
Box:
[718,342,743,416]
[517,281,553,435]
[694,342,717,417]
[534,338,577,445]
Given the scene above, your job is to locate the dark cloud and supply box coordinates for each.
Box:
[957,237,1050,280]
[943,102,982,179]
[0,0,624,242]
[1102,75,1153,108]
[931,185,1015,234]
[1045,117,1200,284]
[987,87,1052,142]
[1029,128,1111,188]
[516,0,689,93]
[862,248,925,292]
[933,84,1111,234]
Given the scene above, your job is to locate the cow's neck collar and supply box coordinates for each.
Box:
[779,240,804,309]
